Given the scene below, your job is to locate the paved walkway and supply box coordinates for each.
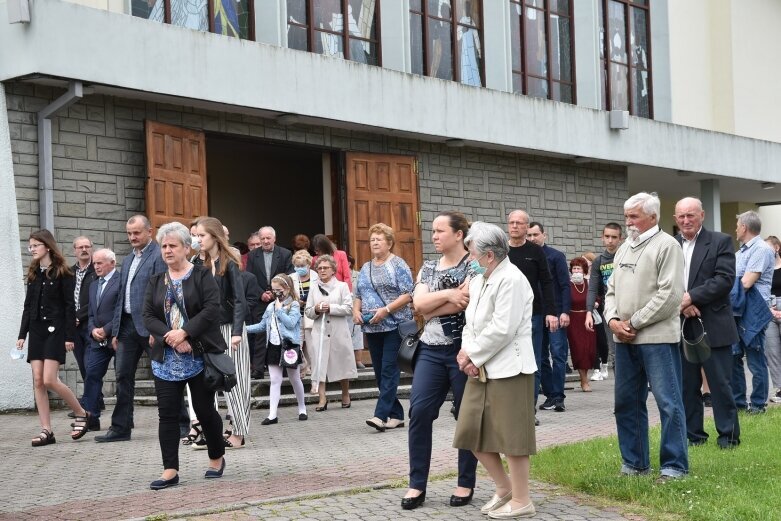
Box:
[1,375,664,521]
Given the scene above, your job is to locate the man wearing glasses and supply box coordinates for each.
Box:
[605,192,688,484]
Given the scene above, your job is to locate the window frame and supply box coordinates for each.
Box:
[600,0,653,118]
[287,0,383,66]
[510,0,577,104]
[409,0,486,86]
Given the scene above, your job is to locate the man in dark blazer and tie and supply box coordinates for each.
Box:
[96,215,166,442]
[674,197,740,449]
[82,248,120,431]
[245,225,293,378]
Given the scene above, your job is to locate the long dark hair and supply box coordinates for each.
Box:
[198,217,241,276]
[436,211,470,251]
[26,229,72,282]
[312,234,335,256]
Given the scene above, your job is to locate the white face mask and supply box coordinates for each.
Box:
[571,272,584,284]
[190,236,201,251]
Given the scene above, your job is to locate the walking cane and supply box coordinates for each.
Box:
[312,302,327,394]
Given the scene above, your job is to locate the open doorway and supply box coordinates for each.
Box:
[205,135,339,251]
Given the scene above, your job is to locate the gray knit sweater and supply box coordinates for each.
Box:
[604,229,684,345]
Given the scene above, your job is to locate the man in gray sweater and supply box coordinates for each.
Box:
[605,192,688,484]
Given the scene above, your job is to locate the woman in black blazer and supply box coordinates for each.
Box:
[143,222,227,490]
[16,229,92,446]
[193,217,250,449]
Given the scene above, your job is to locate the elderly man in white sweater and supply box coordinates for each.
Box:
[604,192,688,484]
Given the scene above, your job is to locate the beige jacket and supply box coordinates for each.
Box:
[604,229,684,344]
[305,277,357,383]
[462,257,537,378]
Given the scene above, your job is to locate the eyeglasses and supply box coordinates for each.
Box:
[316,266,333,271]
[28,243,45,252]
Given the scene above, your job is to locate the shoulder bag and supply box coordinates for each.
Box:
[397,318,424,374]
[274,306,302,369]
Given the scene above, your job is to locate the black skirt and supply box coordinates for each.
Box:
[27,319,67,364]
[266,342,282,367]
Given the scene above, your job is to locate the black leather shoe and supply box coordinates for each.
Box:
[150,474,179,490]
[401,491,426,510]
[205,457,226,479]
[450,489,474,507]
[261,417,278,425]
[688,438,707,447]
[95,428,131,443]
[299,413,308,421]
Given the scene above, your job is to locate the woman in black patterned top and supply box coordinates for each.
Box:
[401,212,478,510]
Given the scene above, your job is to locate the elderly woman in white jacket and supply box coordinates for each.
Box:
[453,222,537,520]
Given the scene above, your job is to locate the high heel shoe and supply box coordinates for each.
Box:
[401,490,426,510]
[341,401,351,409]
[315,402,328,412]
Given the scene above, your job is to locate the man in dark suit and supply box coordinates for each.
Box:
[240,269,263,363]
[82,248,120,431]
[245,225,293,378]
[71,236,97,390]
[96,215,167,442]
[674,197,740,449]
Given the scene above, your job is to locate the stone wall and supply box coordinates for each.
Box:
[6,80,626,396]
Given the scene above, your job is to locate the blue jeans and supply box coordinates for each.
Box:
[614,342,688,477]
[731,329,768,409]
[366,329,404,421]
[82,342,115,418]
[408,343,477,491]
[541,327,569,402]
[531,315,544,405]
[110,314,150,434]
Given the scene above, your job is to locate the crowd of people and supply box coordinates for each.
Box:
[14,192,780,517]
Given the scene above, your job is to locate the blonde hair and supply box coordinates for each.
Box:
[368,223,395,249]
[292,249,313,267]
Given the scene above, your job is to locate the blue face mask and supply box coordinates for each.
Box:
[468,254,488,276]
[295,267,308,277]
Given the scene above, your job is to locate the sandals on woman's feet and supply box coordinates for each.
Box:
[182,422,203,446]
[71,412,91,440]
[31,429,56,447]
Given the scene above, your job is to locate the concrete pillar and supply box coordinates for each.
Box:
[0,83,33,410]
[255,0,285,47]
[700,179,722,232]
[483,0,511,92]
[380,0,407,72]
[573,0,600,110]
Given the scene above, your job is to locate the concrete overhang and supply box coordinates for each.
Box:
[2,0,781,186]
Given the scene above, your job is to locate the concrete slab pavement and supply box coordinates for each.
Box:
[0,375,666,520]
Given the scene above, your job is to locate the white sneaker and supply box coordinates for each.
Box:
[590,370,604,381]
[600,363,609,379]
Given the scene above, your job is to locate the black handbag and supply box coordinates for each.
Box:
[202,350,238,392]
[397,319,423,374]
[274,310,302,369]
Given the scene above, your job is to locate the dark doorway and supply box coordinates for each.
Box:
[205,136,327,250]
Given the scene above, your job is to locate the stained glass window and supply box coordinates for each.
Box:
[286,0,381,66]
[131,0,253,40]
[509,0,575,104]
[410,0,484,86]
[599,0,652,118]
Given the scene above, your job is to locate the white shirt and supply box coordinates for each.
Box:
[681,228,701,290]
[631,225,660,247]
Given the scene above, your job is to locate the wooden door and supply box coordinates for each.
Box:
[144,121,208,232]
[345,153,422,276]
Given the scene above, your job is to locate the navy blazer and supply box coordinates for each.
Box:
[542,244,572,316]
[87,270,120,341]
[676,227,739,347]
[111,241,167,337]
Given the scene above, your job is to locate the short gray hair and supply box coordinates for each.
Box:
[464,221,509,261]
[259,226,276,238]
[737,210,762,235]
[127,215,152,229]
[73,236,92,247]
[156,222,190,247]
[624,192,660,219]
[93,248,116,263]
[315,254,337,271]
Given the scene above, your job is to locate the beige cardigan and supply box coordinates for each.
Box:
[462,257,537,379]
[604,230,684,344]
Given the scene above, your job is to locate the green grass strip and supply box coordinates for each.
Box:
[530,406,781,521]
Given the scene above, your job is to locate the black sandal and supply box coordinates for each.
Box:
[182,422,203,446]
[71,412,91,440]
[32,429,56,447]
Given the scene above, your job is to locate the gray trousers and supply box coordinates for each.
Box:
[764,319,781,389]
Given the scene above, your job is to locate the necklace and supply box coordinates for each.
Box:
[573,282,585,294]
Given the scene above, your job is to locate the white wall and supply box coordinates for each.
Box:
[758,205,781,240]
[0,83,33,410]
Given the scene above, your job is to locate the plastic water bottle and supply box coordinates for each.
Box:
[9,346,25,360]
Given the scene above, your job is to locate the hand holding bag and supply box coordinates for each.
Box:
[681,316,711,364]
[274,307,302,369]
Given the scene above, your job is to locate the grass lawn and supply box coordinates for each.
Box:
[530,406,781,521]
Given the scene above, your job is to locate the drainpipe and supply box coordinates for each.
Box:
[38,81,83,234]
